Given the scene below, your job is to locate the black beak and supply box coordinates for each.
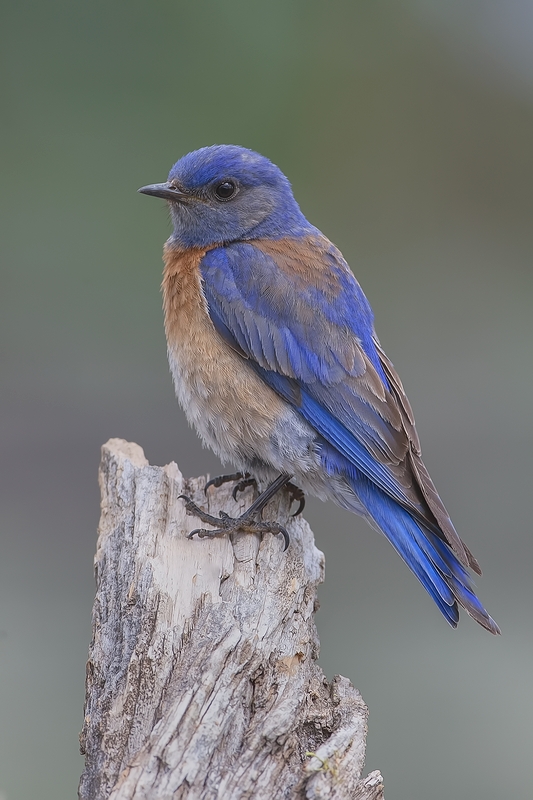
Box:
[138,182,188,201]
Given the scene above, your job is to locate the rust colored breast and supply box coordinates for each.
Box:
[161,243,211,345]
[161,242,287,465]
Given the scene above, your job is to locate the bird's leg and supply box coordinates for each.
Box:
[180,473,293,550]
[204,471,258,502]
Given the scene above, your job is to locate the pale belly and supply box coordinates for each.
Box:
[167,328,318,478]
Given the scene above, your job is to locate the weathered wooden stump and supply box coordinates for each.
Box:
[79,438,384,800]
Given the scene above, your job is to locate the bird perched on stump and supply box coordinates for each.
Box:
[139,144,499,634]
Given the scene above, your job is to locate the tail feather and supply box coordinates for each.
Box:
[356,477,500,634]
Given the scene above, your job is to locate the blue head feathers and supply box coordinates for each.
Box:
[140,145,313,248]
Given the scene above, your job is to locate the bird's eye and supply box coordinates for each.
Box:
[214,181,237,200]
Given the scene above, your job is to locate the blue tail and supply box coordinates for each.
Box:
[354,476,500,633]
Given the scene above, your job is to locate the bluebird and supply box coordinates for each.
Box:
[139,144,499,634]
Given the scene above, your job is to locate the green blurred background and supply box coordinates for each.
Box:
[1,1,532,798]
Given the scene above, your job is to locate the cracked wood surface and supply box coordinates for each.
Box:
[78,438,384,800]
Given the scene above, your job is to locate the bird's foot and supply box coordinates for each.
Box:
[182,472,294,550]
[180,495,289,550]
[205,472,305,516]
[204,471,257,501]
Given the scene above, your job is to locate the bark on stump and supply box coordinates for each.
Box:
[79,438,384,800]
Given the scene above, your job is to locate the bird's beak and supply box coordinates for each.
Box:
[138,182,189,202]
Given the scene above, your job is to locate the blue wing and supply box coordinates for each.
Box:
[199,235,499,633]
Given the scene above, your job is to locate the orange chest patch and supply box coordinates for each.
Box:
[160,242,286,455]
[161,243,209,330]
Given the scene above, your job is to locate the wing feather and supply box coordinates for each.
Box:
[200,236,472,570]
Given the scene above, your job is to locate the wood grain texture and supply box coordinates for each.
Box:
[78,438,384,800]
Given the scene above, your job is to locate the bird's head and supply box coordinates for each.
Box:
[138,145,311,249]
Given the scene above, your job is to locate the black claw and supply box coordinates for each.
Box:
[291,498,305,517]
[204,472,245,495]
[278,525,290,551]
[232,476,257,501]
[179,493,194,508]
[286,482,305,517]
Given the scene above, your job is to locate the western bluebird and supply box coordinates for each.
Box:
[139,145,499,634]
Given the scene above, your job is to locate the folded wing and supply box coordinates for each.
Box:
[201,237,470,554]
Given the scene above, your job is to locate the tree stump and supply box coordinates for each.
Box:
[79,438,384,800]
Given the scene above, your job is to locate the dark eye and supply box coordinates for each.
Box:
[214,181,237,200]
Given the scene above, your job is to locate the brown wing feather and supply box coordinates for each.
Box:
[374,339,480,573]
